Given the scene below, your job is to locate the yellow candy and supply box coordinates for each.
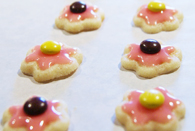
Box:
[148,1,166,12]
[139,89,165,109]
[40,41,61,55]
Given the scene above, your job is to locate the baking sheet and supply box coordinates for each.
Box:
[0,0,194,130]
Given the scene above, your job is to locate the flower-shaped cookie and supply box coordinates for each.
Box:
[55,1,105,33]
[20,41,83,82]
[121,39,182,78]
[133,1,183,33]
[115,87,186,131]
[2,96,70,131]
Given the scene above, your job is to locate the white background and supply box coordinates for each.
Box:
[0,0,194,131]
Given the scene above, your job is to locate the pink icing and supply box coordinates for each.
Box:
[127,44,175,66]
[122,87,182,125]
[8,100,61,131]
[25,45,77,70]
[59,5,99,22]
[137,5,178,25]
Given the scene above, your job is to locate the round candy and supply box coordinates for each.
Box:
[40,41,61,55]
[140,39,161,54]
[70,1,87,13]
[148,1,166,12]
[23,96,48,116]
[139,89,165,109]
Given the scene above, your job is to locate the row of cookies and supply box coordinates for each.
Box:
[117,1,185,130]
[117,1,185,131]
[2,87,185,131]
[1,1,186,131]
[54,1,183,34]
[20,38,182,82]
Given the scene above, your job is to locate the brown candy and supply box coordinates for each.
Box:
[70,1,87,13]
[23,96,48,116]
[140,39,161,54]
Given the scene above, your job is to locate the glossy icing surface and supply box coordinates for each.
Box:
[9,100,60,131]
[25,45,77,70]
[59,5,98,22]
[127,44,175,66]
[137,4,178,25]
[122,87,181,125]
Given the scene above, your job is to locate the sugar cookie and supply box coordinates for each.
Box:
[115,87,186,131]
[2,96,70,131]
[20,41,83,82]
[121,39,182,78]
[133,1,183,33]
[55,1,105,33]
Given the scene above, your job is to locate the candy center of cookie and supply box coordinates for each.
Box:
[23,96,48,116]
[8,100,60,131]
[70,1,87,13]
[139,89,165,109]
[122,87,181,125]
[137,4,177,25]
[40,41,61,55]
[148,1,166,12]
[140,39,161,54]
